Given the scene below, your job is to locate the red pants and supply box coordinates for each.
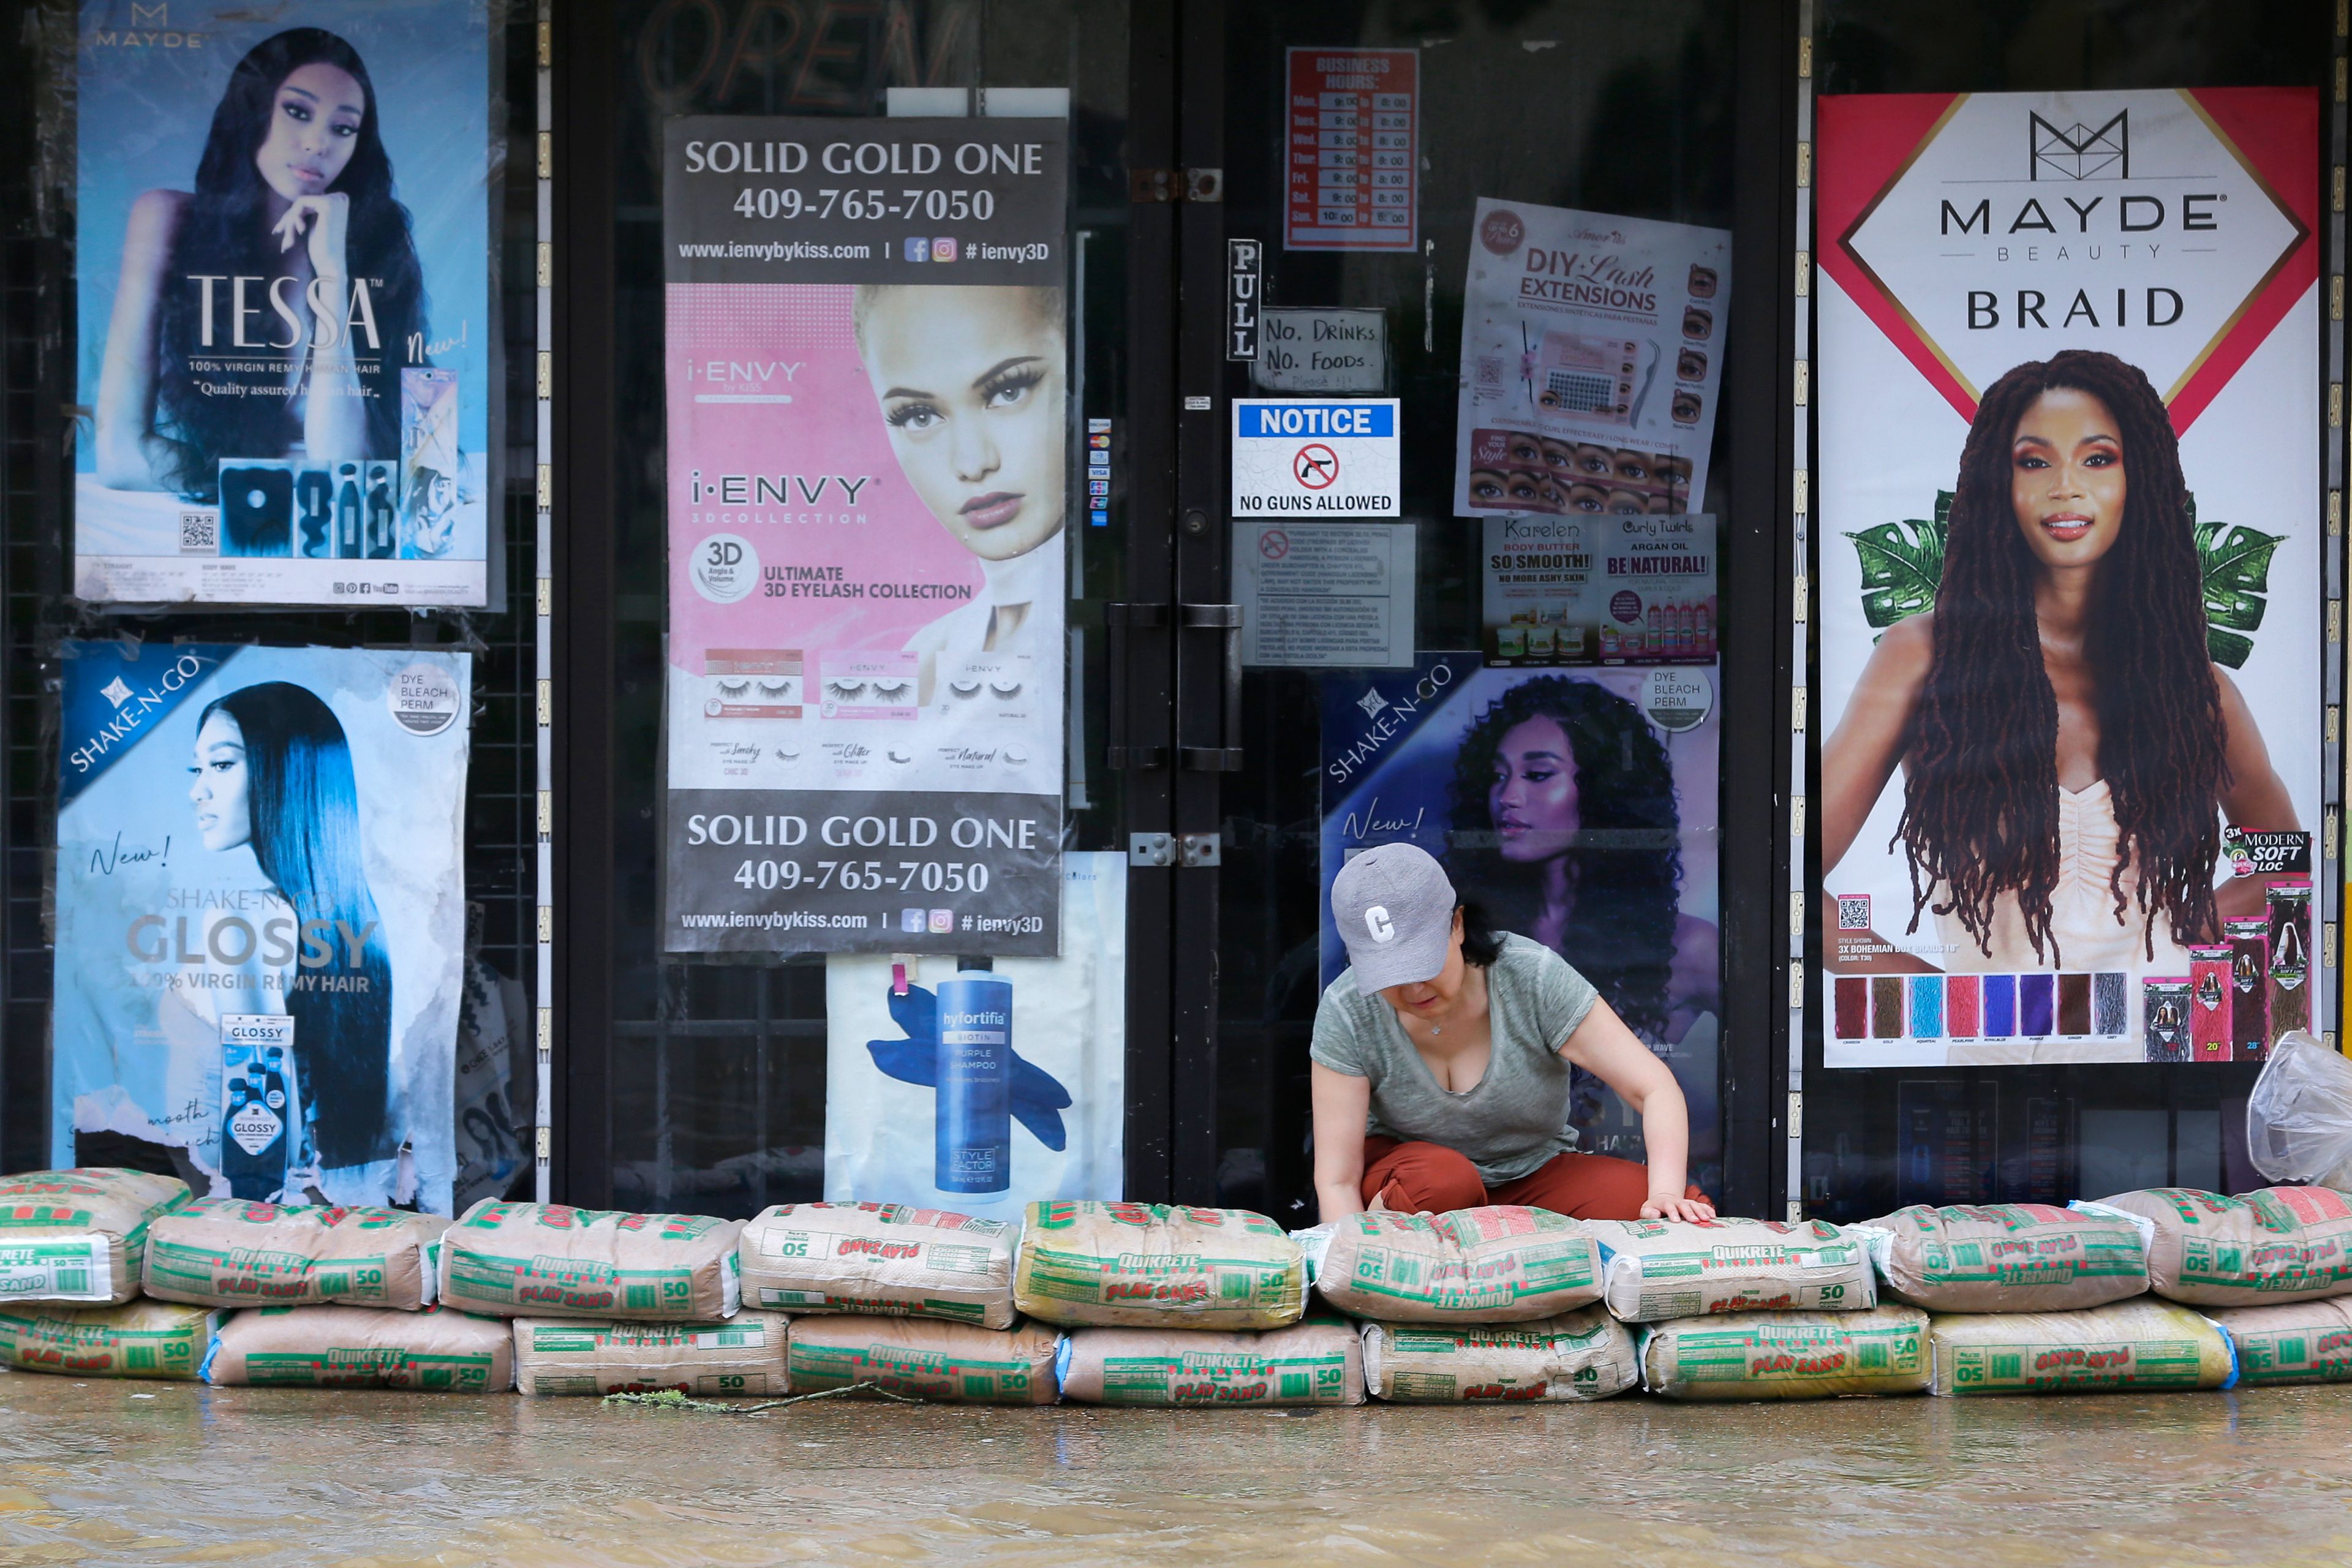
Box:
[1360,1136,1705,1222]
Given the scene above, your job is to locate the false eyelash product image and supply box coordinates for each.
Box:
[1981,974,2018,1038]
[2092,971,2128,1038]
[2018,973,2056,1038]
[1872,976,1905,1039]
[1833,976,1868,1039]
[1910,975,1944,1041]
[2227,918,2271,1060]
[1945,974,1980,1039]
[2142,978,2192,1062]
[2267,877,2313,1042]
[2187,945,2233,1061]
[2056,973,2092,1038]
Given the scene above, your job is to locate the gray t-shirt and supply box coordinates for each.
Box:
[1310,933,1600,1184]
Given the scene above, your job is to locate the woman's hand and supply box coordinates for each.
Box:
[1641,1191,1717,1223]
[273,192,351,279]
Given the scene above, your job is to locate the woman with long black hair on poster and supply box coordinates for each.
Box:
[185,682,396,1197]
[1825,350,2298,997]
[94,28,427,500]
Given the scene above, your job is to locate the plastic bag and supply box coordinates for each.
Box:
[2246,1031,2352,1188]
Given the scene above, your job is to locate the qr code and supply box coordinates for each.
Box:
[1836,894,1871,930]
[178,510,219,556]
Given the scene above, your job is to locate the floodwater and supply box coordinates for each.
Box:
[4,1376,2351,1566]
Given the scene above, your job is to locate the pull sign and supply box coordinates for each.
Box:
[1227,239,1263,361]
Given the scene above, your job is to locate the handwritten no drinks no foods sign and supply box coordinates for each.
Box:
[1232,399,1401,516]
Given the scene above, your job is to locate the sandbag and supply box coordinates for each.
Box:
[2082,1187,2352,1306]
[1926,1298,2236,1396]
[0,1300,216,1380]
[787,1314,1058,1404]
[202,1305,512,1391]
[2209,1299,2352,1387]
[0,1168,189,1306]
[1362,1306,1637,1403]
[1639,1306,1930,1400]
[1858,1202,2149,1312]
[437,1201,743,1321]
[1013,1202,1305,1329]
[142,1199,448,1311]
[738,1202,1016,1327]
[1304,1207,1601,1323]
[1057,1319,1364,1406]
[514,1312,790,1396]
[1588,1217,1876,1322]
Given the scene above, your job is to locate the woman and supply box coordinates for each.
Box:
[1825,350,2296,976]
[854,283,1065,707]
[1311,843,1715,1223]
[95,28,427,500]
[1447,676,1719,1053]
[187,683,397,1189]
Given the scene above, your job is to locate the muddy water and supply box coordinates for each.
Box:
[4,1374,2351,1566]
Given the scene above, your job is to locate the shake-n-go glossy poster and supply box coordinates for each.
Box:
[661,118,1069,955]
[73,0,494,607]
[1817,89,2323,1066]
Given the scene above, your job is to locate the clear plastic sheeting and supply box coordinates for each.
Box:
[2247,1032,2352,1189]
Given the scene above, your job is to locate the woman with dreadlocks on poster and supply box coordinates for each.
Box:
[1823,350,2297,1033]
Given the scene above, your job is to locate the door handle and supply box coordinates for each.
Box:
[1104,601,1168,770]
[1180,602,1243,772]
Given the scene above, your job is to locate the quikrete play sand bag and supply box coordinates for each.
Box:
[437,1202,742,1321]
[2209,1299,2352,1387]
[1587,1217,1876,1322]
[1926,1298,2236,1396]
[141,1199,448,1311]
[1361,1305,1637,1403]
[1305,1207,1602,1322]
[1639,1306,1931,1400]
[1013,1202,1305,1329]
[1057,1319,1365,1406]
[513,1311,790,1396]
[787,1315,1058,1404]
[2079,1188,2352,1306]
[0,1168,189,1306]
[202,1305,512,1391]
[737,1202,1016,1327]
[1858,1202,2149,1313]
[0,1300,216,1379]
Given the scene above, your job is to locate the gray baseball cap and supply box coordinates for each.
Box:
[1330,843,1458,995]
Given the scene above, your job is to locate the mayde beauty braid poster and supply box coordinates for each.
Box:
[659,117,1069,955]
[52,643,472,1212]
[73,0,494,607]
[1817,89,2322,1067]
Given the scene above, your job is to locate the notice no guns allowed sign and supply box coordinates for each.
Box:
[1232,399,1401,516]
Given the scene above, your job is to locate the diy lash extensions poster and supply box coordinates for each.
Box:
[51,642,472,1213]
[72,0,495,608]
[662,118,1069,956]
[1454,200,1730,519]
[1817,89,2323,1068]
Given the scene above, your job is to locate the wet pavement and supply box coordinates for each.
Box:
[3,1374,2350,1566]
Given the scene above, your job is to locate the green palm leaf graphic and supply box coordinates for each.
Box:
[1845,491,2282,669]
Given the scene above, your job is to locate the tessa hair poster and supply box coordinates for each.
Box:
[1816,89,2323,1068]
[72,0,494,607]
[51,643,473,1213]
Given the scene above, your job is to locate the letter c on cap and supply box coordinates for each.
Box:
[1364,906,1395,943]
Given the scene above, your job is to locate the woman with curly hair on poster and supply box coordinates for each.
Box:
[1824,349,2296,981]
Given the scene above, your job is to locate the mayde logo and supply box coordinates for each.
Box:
[2029,110,2127,180]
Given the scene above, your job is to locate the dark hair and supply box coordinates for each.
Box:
[1444,675,1681,1040]
[1457,899,1506,967]
[1897,350,2225,962]
[153,29,427,499]
[200,682,394,1168]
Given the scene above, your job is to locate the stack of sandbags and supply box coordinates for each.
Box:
[1019,1202,1352,1407]
[0,1169,209,1382]
[1302,1207,1635,1403]
[1578,1216,1902,1400]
